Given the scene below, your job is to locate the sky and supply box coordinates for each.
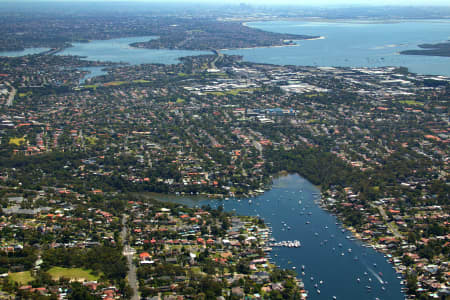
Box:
[1,0,449,5]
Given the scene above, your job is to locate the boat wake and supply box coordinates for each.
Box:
[367,267,384,284]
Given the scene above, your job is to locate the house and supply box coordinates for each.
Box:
[139,252,152,263]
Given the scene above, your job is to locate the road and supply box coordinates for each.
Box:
[374,205,402,239]
[210,49,223,70]
[121,215,139,300]
[5,82,16,106]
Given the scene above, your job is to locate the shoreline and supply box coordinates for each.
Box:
[242,17,450,26]
[218,36,325,52]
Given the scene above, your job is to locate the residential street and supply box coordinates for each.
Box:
[122,215,139,300]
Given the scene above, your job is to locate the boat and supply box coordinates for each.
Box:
[333,297,337,300]
[310,277,314,281]
[317,289,320,294]
[357,278,360,283]
[302,265,305,270]
[348,248,352,253]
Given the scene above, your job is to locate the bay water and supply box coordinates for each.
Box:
[223,20,450,76]
[152,174,405,300]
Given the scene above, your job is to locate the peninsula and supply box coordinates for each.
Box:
[401,40,450,57]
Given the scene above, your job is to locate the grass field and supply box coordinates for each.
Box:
[103,81,127,87]
[18,91,32,98]
[9,137,26,146]
[9,271,34,285]
[399,100,424,106]
[48,267,100,282]
[85,136,98,145]
[206,88,259,96]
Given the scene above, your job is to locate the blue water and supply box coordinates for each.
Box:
[59,36,210,65]
[153,174,405,300]
[223,20,450,76]
[78,66,108,84]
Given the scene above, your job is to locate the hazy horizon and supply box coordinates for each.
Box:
[0,0,449,6]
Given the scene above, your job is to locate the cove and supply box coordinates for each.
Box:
[59,36,210,83]
[151,174,405,300]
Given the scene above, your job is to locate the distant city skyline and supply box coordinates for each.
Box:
[0,0,449,6]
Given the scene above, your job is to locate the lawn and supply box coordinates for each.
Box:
[9,137,26,146]
[48,267,101,282]
[9,271,34,285]
[206,88,259,96]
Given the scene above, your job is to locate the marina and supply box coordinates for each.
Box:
[268,240,301,248]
